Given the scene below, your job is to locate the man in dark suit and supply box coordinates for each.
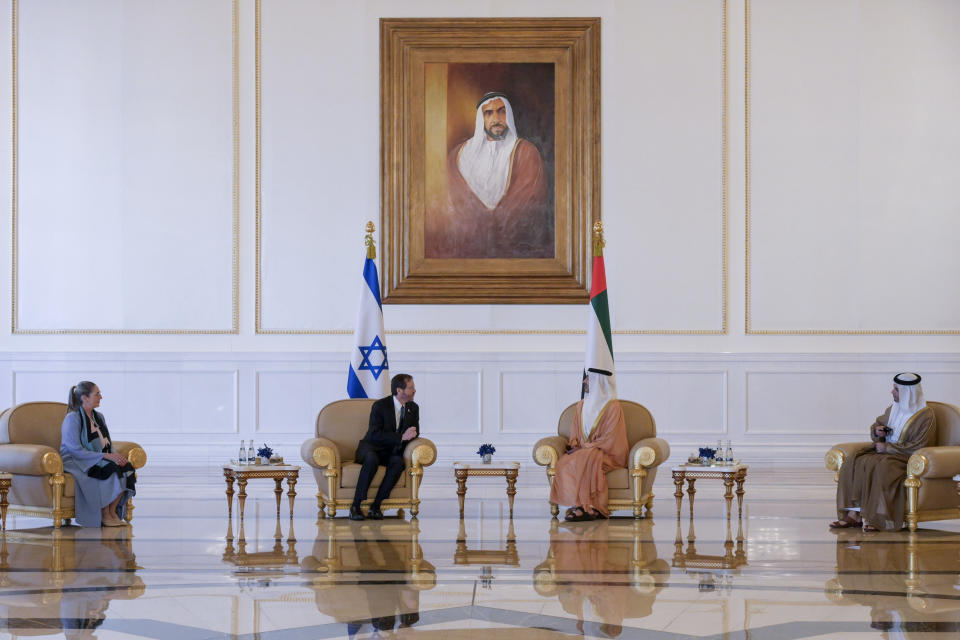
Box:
[350,373,419,521]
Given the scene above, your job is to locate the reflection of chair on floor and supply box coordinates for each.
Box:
[0,527,144,638]
[672,517,747,593]
[533,401,671,518]
[302,520,436,637]
[826,529,960,630]
[533,519,668,637]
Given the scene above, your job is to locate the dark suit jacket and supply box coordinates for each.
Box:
[358,396,420,455]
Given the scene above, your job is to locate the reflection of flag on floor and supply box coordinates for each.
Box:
[584,222,614,392]
[347,224,389,399]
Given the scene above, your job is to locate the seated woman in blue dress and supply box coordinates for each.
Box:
[60,381,136,527]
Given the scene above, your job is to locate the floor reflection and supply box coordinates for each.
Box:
[301,519,435,637]
[222,514,299,587]
[533,519,668,638]
[826,529,960,635]
[0,527,143,639]
[672,514,747,593]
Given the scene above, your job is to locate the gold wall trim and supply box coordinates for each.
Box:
[256,2,727,335]
[10,0,240,335]
[743,0,960,336]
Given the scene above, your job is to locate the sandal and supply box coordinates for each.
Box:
[862,524,880,532]
[564,507,578,520]
[566,507,596,522]
[829,518,860,529]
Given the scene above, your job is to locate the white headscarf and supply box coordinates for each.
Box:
[456,94,519,210]
[580,370,617,441]
[887,373,926,443]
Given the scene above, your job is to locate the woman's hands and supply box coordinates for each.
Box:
[103,452,128,466]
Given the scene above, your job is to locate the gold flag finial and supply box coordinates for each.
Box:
[592,220,605,257]
[364,221,377,259]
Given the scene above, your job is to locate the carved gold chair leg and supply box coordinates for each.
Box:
[632,468,647,519]
[905,474,921,532]
[410,466,422,519]
[125,499,135,523]
[325,472,338,519]
[51,473,65,529]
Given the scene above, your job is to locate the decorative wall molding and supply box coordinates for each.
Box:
[11,0,240,334]
[743,0,960,335]
[4,350,958,471]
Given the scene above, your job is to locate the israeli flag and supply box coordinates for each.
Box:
[347,255,390,398]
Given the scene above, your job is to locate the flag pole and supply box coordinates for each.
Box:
[364,220,376,259]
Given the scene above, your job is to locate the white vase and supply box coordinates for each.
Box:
[482,454,492,464]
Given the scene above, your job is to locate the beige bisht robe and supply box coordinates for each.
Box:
[550,400,628,516]
[836,405,936,530]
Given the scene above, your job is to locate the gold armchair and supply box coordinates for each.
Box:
[300,399,438,519]
[532,400,671,518]
[825,400,960,531]
[0,402,147,528]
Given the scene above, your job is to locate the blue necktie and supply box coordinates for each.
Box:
[399,405,405,430]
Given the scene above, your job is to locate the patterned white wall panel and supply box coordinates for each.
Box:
[616,371,727,434]
[12,370,238,434]
[256,371,346,434]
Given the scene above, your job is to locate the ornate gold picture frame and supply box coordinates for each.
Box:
[380,18,600,304]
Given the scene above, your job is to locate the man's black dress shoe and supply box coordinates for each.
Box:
[349,505,365,521]
[367,506,384,520]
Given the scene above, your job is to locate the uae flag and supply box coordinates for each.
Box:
[584,226,614,383]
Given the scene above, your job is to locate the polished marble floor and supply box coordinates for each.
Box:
[1,469,959,639]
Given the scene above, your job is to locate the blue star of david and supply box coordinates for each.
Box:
[357,336,389,380]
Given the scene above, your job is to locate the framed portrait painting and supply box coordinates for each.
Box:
[380,18,600,304]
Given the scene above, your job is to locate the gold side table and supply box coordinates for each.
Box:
[671,464,747,521]
[0,472,10,530]
[223,464,300,528]
[452,461,520,519]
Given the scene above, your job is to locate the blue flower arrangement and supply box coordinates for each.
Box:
[477,443,496,457]
[257,444,274,459]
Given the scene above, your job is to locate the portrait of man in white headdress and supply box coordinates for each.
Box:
[425,71,555,259]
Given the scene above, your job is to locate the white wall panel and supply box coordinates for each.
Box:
[16,0,235,331]
[409,371,482,434]
[256,371,345,433]
[500,371,576,434]
[749,0,960,331]
[745,371,891,435]
[746,370,960,434]
[617,371,727,434]
[12,369,238,434]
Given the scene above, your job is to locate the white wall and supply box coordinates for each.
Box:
[1,1,959,471]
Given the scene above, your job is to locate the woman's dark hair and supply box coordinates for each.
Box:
[67,381,97,412]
